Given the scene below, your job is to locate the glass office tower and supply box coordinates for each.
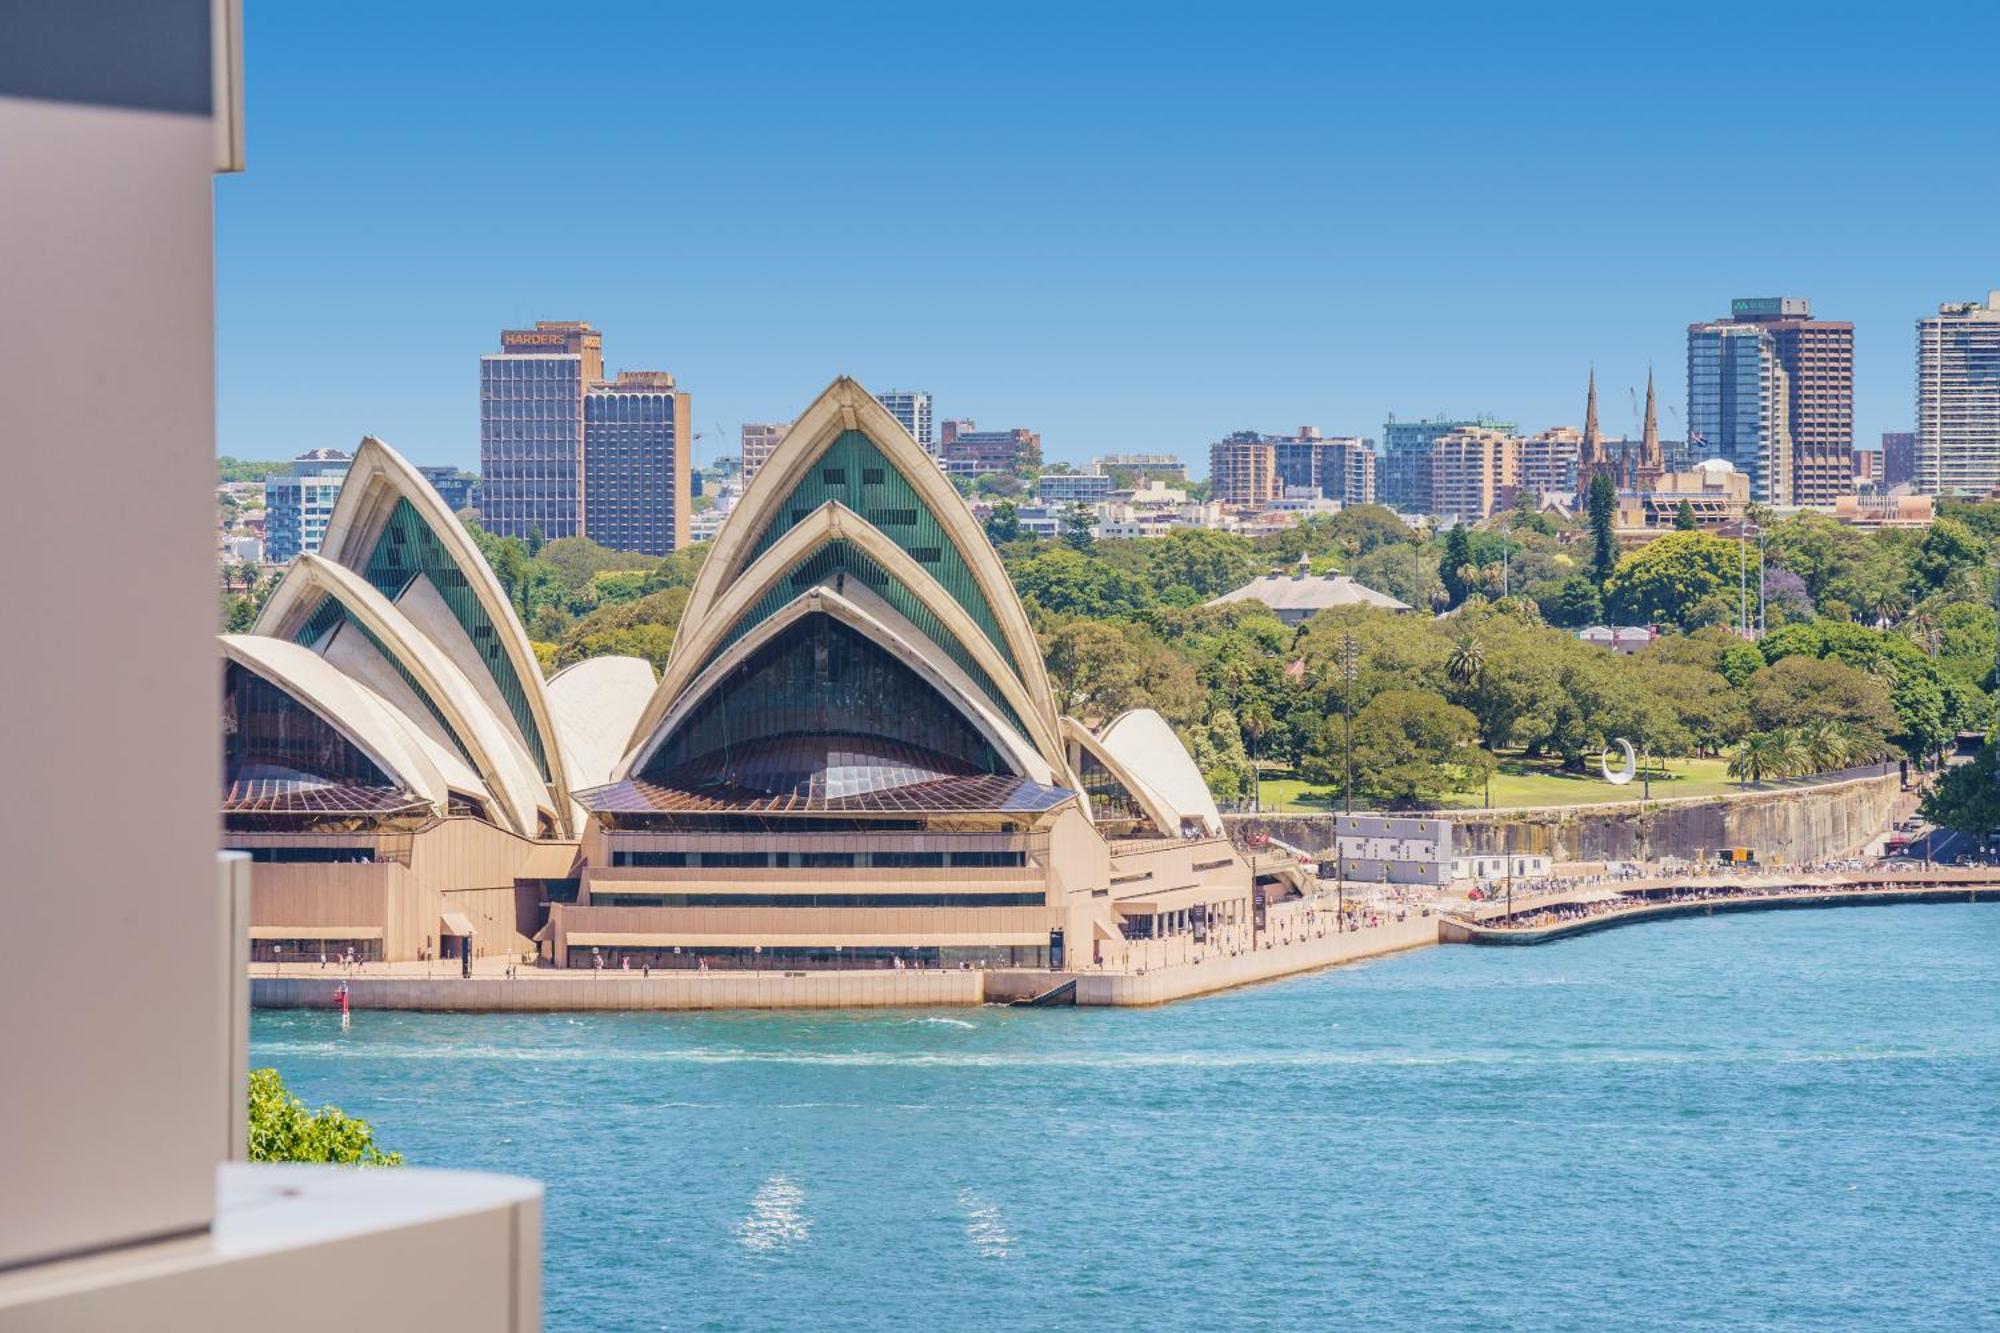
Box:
[1687,322,1791,504]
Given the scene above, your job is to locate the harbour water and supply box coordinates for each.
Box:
[254,905,2000,1331]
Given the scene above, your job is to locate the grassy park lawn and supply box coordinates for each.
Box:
[1253,755,1742,813]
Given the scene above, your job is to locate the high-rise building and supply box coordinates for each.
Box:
[263,448,352,563]
[416,464,479,514]
[1380,415,1516,514]
[1270,429,1377,506]
[1428,426,1519,523]
[1916,292,2000,496]
[1720,298,1854,506]
[938,420,1041,477]
[1209,431,1278,505]
[874,388,934,451]
[1852,449,1884,490]
[1881,431,1918,488]
[585,370,692,554]
[480,321,690,550]
[1686,321,1792,504]
[479,320,601,541]
[1519,426,1582,498]
[740,421,790,484]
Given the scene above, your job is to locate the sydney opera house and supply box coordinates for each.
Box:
[225,379,1272,971]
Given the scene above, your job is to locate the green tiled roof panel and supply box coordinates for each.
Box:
[745,431,1023,679]
[359,498,551,781]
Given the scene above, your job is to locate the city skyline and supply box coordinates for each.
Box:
[217,5,1999,470]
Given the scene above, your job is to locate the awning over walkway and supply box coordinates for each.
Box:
[249,925,384,940]
[440,911,476,937]
[1114,883,1236,915]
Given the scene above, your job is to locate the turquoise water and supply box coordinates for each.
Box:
[254,905,2000,1331]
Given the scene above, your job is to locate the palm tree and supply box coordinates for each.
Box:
[1797,720,1852,774]
[1775,728,1812,779]
[1905,612,1941,659]
[1446,636,1485,690]
[1728,731,1784,787]
[1866,587,1908,629]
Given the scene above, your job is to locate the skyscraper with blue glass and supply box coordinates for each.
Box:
[1686,321,1792,504]
[263,448,352,562]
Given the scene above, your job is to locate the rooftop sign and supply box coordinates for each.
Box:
[1731,297,1810,319]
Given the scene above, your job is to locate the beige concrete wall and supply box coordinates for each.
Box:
[254,969,983,1011]
[1,89,229,1268]
[1231,769,1902,865]
[249,864,395,936]
[240,820,574,962]
[549,901,1058,953]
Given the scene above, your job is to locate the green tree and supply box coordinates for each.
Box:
[1795,718,1860,772]
[1601,531,1740,631]
[1673,500,1698,531]
[1346,690,1492,807]
[1008,545,1155,619]
[1445,636,1485,689]
[1764,512,1875,607]
[1352,543,1442,609]
[1440,525,1473,608]
[1329,504,1413,556]
[984,500,1023,544]
[1743,655,1900,756]
[248,1068,401,1166]
[1757,619,1964,760]
[1912,516,1985,596]
[1145,528,1255,599]
[1726,731,1785,787]
[1921,744,2000,837]
[1632,657,1746,757]
[221,592,258,633]
[1587,474,1618,584]
[1040,617,1201,723]
[589,568,651,606]
[554,587,690,670]
[1541,574,1603,628]
[1059,502,1097,552]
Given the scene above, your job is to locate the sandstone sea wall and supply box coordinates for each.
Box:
[1228,768,1904,865]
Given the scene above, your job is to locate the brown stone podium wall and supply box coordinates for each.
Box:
[1229,769,1902,865]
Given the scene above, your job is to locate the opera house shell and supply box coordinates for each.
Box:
[225,379,1261,972]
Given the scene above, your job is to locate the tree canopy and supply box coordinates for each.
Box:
[248,1068,401,1166]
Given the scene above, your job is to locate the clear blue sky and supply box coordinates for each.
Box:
[217,1,2000,472]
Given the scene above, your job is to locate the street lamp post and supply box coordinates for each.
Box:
[1757,524,1767,637]
[1739,523,1749,639]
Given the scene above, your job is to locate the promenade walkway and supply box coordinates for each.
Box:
[251,867,1998,1010]
[252,898,1439,1011]
[1441,870,2000,946]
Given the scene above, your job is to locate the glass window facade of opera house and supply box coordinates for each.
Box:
[221,379,1276,978]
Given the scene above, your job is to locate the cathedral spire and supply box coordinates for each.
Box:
[1641,367,1660,468]
[1582,367,1601,463]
